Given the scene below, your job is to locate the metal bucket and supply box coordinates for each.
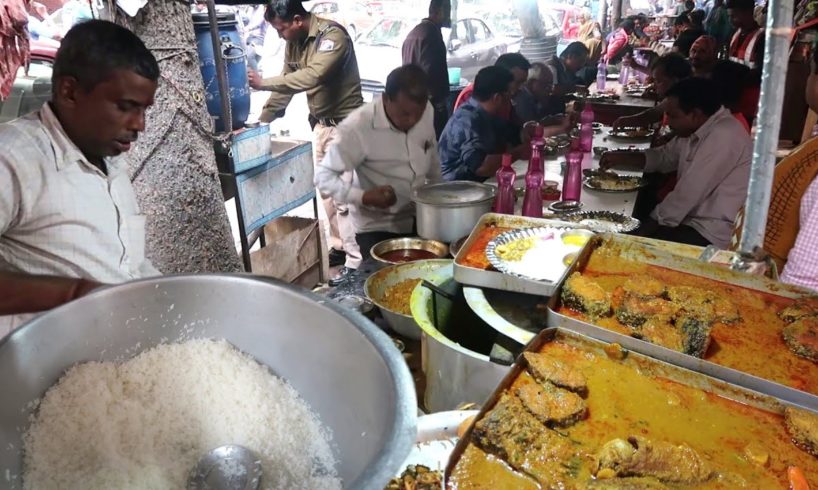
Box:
[410,264,510,412]
[0,275,416,490]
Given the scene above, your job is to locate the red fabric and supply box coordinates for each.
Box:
[605,28,629,62]
[453,82,513,120]
[0,0,30,100]
[732,111,751,134]
[738,85,760,124]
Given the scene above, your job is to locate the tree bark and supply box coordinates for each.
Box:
[514,0,546,39]
[112,1,242,274]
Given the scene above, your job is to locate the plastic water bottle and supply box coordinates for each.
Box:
[596,59,607,91]
[619,61,631,87]
[493,154,517,215]
[579,104,594,152]
[563,151,583,202]
[522,143,545,218]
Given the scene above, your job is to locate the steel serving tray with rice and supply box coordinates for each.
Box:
[453,214,595,296]
[445,328,818,489]
[547,234,818,402]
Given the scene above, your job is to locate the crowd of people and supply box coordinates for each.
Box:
[1,0,816,332]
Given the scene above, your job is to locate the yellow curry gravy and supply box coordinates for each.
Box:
[448,342,818,489]
[557,249,818,394]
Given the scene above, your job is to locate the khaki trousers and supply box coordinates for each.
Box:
[313,123,361,269]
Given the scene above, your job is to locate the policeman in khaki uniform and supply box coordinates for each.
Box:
[248,0,364,285]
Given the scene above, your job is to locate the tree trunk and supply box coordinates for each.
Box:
[112,1,242,274]
[514,0,546,39]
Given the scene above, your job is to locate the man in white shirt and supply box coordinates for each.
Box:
[315,65,441,284]
[0,20,160,334]
[602,77,751,248]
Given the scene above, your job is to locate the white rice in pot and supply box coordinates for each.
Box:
[22,339,341,490]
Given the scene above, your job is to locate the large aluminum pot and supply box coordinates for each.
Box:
[410,264,510,412]
[0,275,417,490]
[412,181,495,243]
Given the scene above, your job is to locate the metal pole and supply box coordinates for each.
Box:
[598,0,608,32]
[735,0,794,264]
[206,0,233,133]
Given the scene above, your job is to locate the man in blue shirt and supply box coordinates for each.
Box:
[438,66,530,182]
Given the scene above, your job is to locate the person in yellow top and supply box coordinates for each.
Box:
[247,0,364,282]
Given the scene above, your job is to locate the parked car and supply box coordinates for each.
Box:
[309,0,378,40]
[467,7,562,54]
[355,17,508,96]
[0,39,57,124]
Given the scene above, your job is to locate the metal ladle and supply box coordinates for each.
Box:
[187,445,262,490]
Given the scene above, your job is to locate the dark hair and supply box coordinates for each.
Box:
[473,66,513,102]
[665,77,722,115]
[650,52,692,79]
[711,60,751,110]
[674,13,691,26]
[495,53,531,72]
[428,0,449,17]
[53,20,159,93]
[620,18,635,32]
[690,9,706,25]
[561,41,590,59]
[725,0,755,11]
[684,0,695,10]
[384,64,429,104]
[265,0,309,22]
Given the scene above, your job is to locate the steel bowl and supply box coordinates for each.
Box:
[365,259,451,340]
[370,237,449,265]
[412,181,495,243]
[0,275,417,490]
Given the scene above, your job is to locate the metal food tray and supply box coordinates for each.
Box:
[444,327,818,486]
[546,233,818,405]
[452,213,585,296]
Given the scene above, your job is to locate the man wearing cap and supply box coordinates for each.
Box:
[248,0,364,281]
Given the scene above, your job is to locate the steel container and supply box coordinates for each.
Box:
[412,182,495,243]
[410,264,509,412]
[364,259,451,340]
[0,275,417,490]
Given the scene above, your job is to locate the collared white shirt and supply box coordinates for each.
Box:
[0,104,159,334]
[315,97,442,234]
[645,107,752,248]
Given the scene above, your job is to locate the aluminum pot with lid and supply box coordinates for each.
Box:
[412,181,495,243]
[0,275,416,490]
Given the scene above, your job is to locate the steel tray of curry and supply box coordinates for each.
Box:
[549,235,818,397]
[445,328,818,489]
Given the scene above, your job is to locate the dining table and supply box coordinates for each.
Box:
[486,125,653,218]
[585,82,658,125]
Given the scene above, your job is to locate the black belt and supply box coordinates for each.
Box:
[309,114,345,129]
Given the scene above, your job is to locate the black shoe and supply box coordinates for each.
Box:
[328,248,346,267]
[328,266,356,287]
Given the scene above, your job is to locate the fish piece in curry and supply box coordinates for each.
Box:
[595,436,715,485]
[783,316,818,362]
[582,477,668,489]
[471,393,577,485]
[563,272,612,319]
[785,406,818,458]
[523,351,588,394]
[514,372,587,427]
[779,298,818,324]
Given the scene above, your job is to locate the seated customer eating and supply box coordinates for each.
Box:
[601,77,751,248]
[438,66,531,182]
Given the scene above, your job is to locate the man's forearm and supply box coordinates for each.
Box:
[0,272,101,315]
[475,154,504,178]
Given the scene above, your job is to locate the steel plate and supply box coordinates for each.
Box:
[560,210,641,233]
[486,227,581,284]
[582,175,647,193]
[608,128,655,139]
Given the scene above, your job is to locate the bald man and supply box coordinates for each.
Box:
[689,35,718,77]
